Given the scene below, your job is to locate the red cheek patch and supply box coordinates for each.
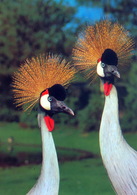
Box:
[41,89,49,96]
[97,58,101,63]
[104,82,113,96]
[44,116,55,132]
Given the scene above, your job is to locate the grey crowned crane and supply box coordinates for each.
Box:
[12,55,76,195]
[73,20,137,194]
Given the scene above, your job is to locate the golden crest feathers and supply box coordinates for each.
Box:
[72,20,134,80]
[12,54,76,111]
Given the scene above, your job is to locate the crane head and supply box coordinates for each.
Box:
[97,49,120,78]
[40,84,74,116]
[72,19,134,90]
[97,49,120,96]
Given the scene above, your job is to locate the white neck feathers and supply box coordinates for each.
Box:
[27,113,59,195]
[99,86,123,147]
[99,85,137,195]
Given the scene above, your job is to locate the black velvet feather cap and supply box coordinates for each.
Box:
[48,84,66,101]
[101,49,118,66]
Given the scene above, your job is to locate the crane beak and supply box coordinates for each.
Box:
[112,69,120,78]
[105,65,120,78]
[61,102,74,116]
[51,100,74,116]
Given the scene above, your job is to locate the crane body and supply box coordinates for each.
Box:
[100,85,137,195]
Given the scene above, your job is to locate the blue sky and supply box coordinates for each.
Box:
[75,5,104,22]
[62,0,104,23]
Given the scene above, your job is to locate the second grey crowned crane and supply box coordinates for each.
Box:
[73,20,137,194]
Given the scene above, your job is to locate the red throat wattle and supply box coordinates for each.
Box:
[104,82,113,96]
[44,116,55,132]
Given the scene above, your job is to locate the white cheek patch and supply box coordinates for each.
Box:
[97,61,105,77]
[40,94,51,110]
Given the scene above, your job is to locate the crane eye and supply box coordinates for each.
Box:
[101,62,106,68]
[48,96,53,102]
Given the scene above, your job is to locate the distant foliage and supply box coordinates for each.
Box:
[54,81,103,132]
[0,0,79,122]
[0,0,77,70]
[122,63,137,132]
[77,82,103,132]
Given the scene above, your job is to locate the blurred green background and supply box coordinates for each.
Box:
[0,0,137,194]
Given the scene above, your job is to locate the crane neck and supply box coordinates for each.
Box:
[27,112,59,195]
[99,85,123,149]
[39,113,59,170]
[99,80,137,195]
[105,85,119,116]
[39,112,59,192]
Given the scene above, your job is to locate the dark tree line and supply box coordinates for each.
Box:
[0,0,137,132]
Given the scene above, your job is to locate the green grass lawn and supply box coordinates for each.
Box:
[0,122,137,195]
[0,159,115,195]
